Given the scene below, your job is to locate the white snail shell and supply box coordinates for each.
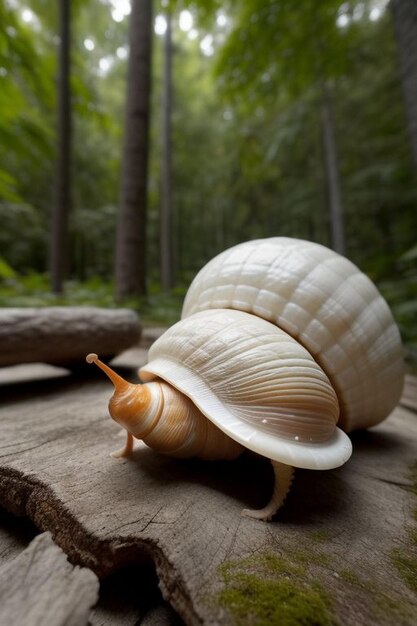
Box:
[140,238,404,471]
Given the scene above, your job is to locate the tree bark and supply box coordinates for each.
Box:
[50,0,71,294]
[115,0,153,299]
[390,0,417,167]
[321,83,346,256]
[160,11,174,292]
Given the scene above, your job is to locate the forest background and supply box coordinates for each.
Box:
[0,0,416,368]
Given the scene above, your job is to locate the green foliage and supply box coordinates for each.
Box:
[217,0,347,101]
[0,202,47,271]
[211,2,417,357]
[0,257,16,280]
[379,243,417,369]
[0,273,183,326]
[0,0,55,207]
[0,0,416,351]
[71,204,117,279]
[214,3,417,268]
[0,0,125,279]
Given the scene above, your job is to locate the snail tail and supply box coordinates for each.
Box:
[241,461,294,521]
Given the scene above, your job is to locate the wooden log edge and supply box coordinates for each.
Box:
[0,466,202,626]
[0,532,99,626]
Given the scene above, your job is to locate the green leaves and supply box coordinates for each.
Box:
[0,170,20,203]
[0,257,16,280]
[0,0,415,361]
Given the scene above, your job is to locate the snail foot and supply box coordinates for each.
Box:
[111,431,134,458]
[241,461,294,522]
[241,507,275,522]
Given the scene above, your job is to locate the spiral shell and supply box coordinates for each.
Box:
[181,237,404,432]
[140,308,352,470]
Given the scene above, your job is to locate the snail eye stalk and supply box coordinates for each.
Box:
[86,353,129,391]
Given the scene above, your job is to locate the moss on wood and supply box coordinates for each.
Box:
[215,533,417,626]
[216,553,336,626]
[309,530,331,544]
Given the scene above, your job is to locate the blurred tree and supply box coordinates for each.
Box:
[390,0,417,167]
[160,8,174,291]
[321,82,345,254]
[115,0,153,298]
[215,0,371,255]
[0,0,416,307]
[51,0,71,294]
[0,0,123,277]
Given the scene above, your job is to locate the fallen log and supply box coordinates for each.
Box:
[0,307,141,367]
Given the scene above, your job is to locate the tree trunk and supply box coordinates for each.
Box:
[321,83,346,256]
[390,0,417,167]
[51,0,71,294]
[160,11,174,292]
[115,0,153,299]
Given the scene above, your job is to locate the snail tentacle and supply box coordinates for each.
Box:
[241,462,294,521]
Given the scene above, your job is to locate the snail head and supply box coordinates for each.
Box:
[86,353,152,435]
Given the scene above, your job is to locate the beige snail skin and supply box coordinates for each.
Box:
[87,237,404,521]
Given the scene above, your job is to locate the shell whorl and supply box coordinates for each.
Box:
[181,237,404,432]
[140,309,352,470]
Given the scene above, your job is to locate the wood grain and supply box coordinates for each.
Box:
[401,374,417,413]
[0,354,416,624]
[0,506,38,566]
[0,532,98,626]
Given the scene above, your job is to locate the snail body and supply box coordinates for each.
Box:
[108,372,243,461]
[88,238,404,521]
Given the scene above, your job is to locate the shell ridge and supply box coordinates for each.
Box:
[143,309,340,446]
[140,355,352,470]
[181,238,404,432]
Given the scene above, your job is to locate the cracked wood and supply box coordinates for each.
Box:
[0,357,416,625]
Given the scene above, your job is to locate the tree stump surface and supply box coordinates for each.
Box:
[0,344,416,625]
[0,531,99,626]
[0,506,38,566]
[401,374,417,412]
[0,307,141,367]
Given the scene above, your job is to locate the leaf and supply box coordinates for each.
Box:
[0,256,16,279]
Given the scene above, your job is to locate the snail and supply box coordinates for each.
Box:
[87,238,404,521]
